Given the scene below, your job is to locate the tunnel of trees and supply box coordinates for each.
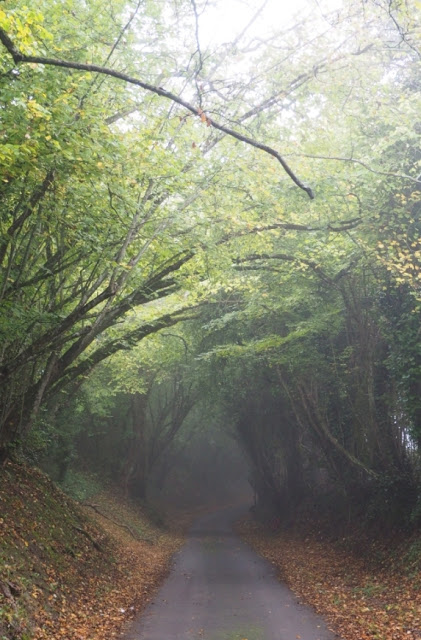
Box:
[0,0,420,528]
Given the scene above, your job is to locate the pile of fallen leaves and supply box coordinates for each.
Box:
[239,516,421,640]
[0,461,182,640]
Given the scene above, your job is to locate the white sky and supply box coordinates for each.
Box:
[199,0,342,47]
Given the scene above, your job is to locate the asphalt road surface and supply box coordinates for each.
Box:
[122,506,339,640]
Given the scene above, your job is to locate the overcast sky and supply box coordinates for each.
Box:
[199,0,342,47]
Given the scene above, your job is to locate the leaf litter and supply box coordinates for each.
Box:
[239,516,421,640]
[0,461,183,640]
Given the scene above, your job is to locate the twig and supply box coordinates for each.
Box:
[84,503,143,541]
[72,525,104,551]
[0,580,20,608]
[77,0,144,108]
[190,0,204,75]
[286,152,421,185]
[385,0,421,59]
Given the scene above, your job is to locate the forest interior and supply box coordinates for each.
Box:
[0,0,420,638]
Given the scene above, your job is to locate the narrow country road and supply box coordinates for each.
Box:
[122,506,339,640]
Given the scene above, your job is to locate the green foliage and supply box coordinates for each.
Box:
[402,538,421,575]
[0,0,420,528]
[59,470,104,502]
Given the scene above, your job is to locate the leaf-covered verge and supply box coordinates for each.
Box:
[239,514,421,640]
[0,461,183,640]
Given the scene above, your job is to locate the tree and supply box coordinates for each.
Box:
[0,0,419,529]
[0,0,350,457]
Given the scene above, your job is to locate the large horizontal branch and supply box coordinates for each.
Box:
[49,306,203,396]
[220,216,362,244]
[234,252,334,285]
[0,27,314,199]
[235,252,362,285]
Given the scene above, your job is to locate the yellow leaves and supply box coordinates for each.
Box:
[0,144,16,164]
[31,586,43,599]
[26,99,51,120]
[15,17,32,44]
[0,8,11,30]
[0,7,52,55]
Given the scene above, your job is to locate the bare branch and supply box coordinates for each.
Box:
[384,0,421,59]
[285,152,421,185]
[190,0,204,96]
[235,251,362,287]
[234,252,335,285]
[219,216,362,245]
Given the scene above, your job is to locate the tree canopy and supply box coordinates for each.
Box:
[0,0,420,524]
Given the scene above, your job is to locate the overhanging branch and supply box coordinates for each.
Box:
[234,252,334,285]
[0,27,314,199]
[48,305,204,395]
[219,216,362,244]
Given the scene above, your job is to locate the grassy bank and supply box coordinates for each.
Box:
[0,461,182,640]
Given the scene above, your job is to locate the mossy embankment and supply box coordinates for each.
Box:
[0,461,182,640]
